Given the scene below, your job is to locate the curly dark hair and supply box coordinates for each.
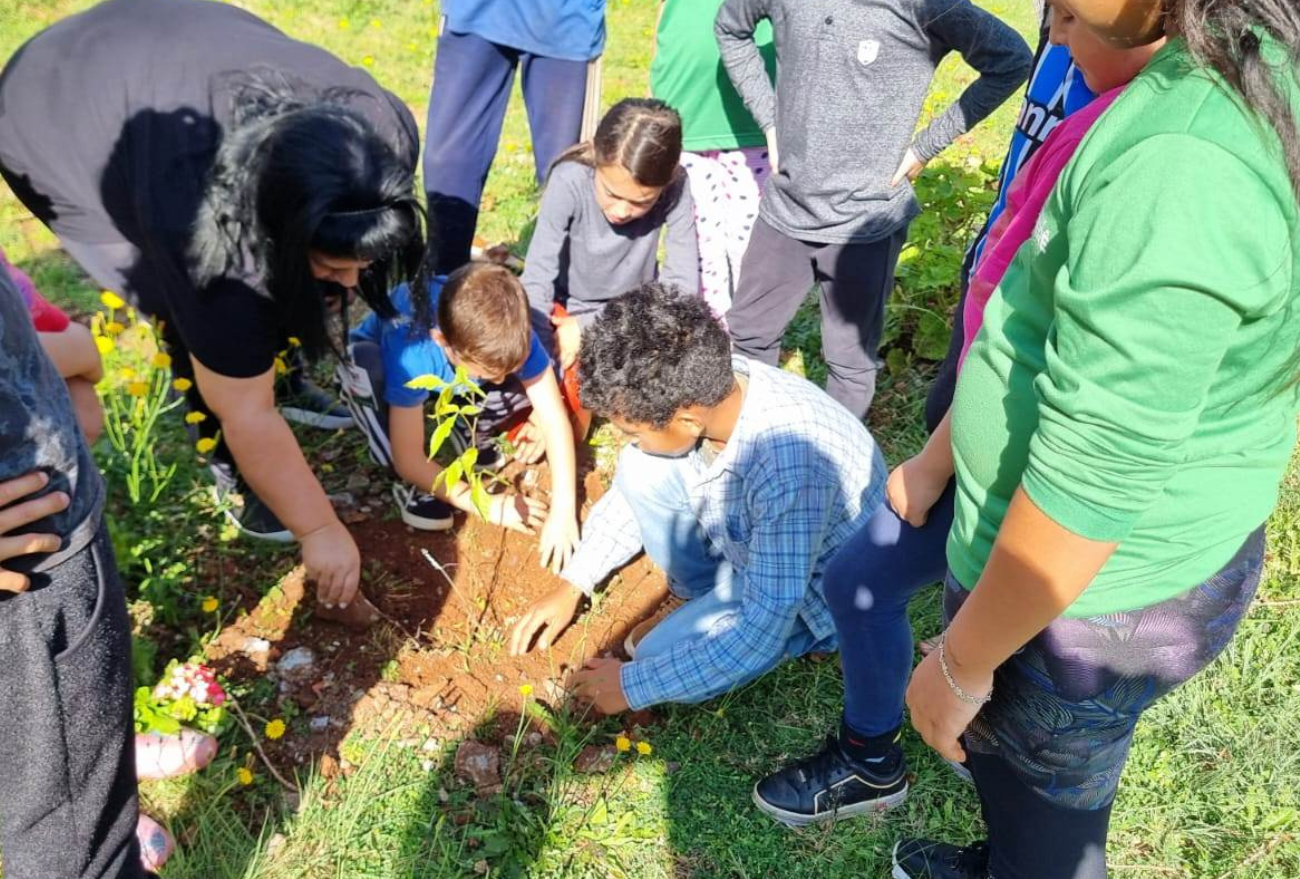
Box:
[577,283,734,428]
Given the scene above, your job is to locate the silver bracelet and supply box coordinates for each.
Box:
[938,634,992,706]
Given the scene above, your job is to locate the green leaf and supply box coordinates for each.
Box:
[886,347,910,376]
[470,479,491,520]
[462,447,478,471]
[404,373,446,391]
[457,405,481,417]
[439,458,464,492]
[912,310,952,361]
[429,417,457,458]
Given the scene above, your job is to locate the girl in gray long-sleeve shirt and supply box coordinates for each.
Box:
[522,98,700,377]
[716,0,1031,419]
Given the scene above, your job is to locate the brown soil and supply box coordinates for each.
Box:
[205,459,668,770]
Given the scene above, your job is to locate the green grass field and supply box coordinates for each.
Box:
[0,1,1297,877]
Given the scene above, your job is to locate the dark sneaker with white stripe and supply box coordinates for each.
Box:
[280,372,354,430]
[392,484,455,531]
[211,464,294,543]
[753,736,908,827]
[892,839,990,879]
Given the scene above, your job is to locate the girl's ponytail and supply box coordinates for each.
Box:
[547,98,683,188]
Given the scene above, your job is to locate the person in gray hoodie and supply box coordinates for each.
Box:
[716,0,1032,419]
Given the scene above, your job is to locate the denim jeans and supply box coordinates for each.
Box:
[616,445,828,703]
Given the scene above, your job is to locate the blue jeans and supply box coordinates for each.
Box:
[616,445,828,703]
[823,480,955,736]
[423,29,588,273]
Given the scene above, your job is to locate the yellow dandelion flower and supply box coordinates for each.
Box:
[119,367,136,381]
[338,16,350,28]
[195,437,218,455]
[151,351,172,369]
[100,290,126,310]
[615,736,631,753]
[518,684,533,697]
[273,356,288,375]
[105,321,126,336]
[201,596,219,613]
[636,741,653,756]
[172,377,193,392]
[286,336,302,348]
[265,719,287,740]
[95,335,115,355]
[185,411,208,425]
[236,767,254,786]
[362,55,375,67]
[126,381,149,397]
[370,17,381,27]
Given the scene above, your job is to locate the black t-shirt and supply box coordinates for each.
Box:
[0,272,104,574]
[0,0,418,378]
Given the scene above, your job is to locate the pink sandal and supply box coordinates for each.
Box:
[135,728,218,780]
[137,813,174,872]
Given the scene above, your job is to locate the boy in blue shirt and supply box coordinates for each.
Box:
[340,263,579,572]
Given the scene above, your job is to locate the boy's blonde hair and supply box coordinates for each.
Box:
[437,262,532,375]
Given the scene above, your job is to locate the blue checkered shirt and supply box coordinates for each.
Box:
[561,359,887,709]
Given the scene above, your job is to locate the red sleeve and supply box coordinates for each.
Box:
[26,287,71,333]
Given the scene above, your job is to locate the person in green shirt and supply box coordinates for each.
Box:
[649,0,775,318]
[892,0,1300,877]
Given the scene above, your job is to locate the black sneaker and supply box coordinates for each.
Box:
[211,465,295,543]
[752,735,909,827]
[449,423,507,472]
[280,372,354,430]
[892,839,990,879]
[392,484,455,531]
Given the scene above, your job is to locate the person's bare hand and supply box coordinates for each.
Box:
[536,509,579,574]
[488,492,548,534]
[509,580,584,654]
[905,647,992,764]
[300,520,360,609]
[765,127,779,174]
[571,657,631,715]
[551,314,583,371]
[891,147,926,186]
[512,420,546,465]
[0,471,69,593]
[886,456,949,528]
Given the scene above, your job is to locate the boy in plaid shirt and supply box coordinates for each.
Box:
[508,283,886,711]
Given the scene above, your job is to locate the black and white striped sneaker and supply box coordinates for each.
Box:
[392,484,455,531]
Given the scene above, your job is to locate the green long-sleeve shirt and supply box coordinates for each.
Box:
[949,39,1300,617]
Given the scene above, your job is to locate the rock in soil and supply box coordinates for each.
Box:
[573,744,617,775]
[275,647,316,682]
[454,740,501,793]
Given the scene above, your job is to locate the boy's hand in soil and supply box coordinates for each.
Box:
[488,492,548,534]
[512,419,546,465]
[0,471,68,593]
[551,312,583,371]
[536,508,579,574]
[509,580,584,654]
[300,520,361,608]
[571,657,630,715]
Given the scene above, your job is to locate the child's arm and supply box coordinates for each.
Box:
[887,408,954,528]
[522,368,579,573]
[389,404,547,532]
[37,323,103,383]
[521,166,580,334]
[715,0,778,166]
[909,0,1033,168]
[658,173,701,297]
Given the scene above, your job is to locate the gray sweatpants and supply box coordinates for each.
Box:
[726,217,907,419]
[0,521,150,879]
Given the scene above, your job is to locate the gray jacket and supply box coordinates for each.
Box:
[716,0,1032,244]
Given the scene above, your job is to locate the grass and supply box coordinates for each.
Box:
[1,1,1297,877]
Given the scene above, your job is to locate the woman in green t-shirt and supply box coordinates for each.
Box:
[650,0,775,318]
[892,1,1300,877]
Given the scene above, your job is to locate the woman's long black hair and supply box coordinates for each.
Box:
[1171,0,1300,197]
[191,72,424,360]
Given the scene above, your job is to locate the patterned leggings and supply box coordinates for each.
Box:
[679,147,771,320]
[947,528,1266,878]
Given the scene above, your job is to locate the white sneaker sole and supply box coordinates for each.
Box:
[891,840,915,879]
[392,485,455,532]
[752,780,909,828]
[280,405,355,431]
